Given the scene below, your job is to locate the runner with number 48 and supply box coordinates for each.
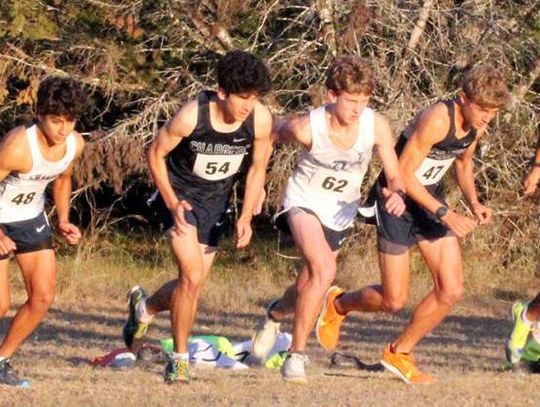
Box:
[0,76,87,387]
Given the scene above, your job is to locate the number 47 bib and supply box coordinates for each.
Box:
[192,153,244,181]
[415,156,455,186]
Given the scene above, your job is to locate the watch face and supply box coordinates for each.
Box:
[436,206,448,219]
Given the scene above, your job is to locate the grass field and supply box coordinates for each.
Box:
[0,235,539,406]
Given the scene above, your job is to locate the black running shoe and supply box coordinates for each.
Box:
[164,355,190,384]
[0,359,29,388]
[122,286,150,352]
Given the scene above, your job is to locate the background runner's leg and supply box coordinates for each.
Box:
[337,250,410,314]
[0,259,10,320]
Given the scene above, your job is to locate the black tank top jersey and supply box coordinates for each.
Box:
[376,99,477,196]
[395,99,477,161]
[166,90,255,210]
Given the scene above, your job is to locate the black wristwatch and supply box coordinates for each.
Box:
[434,206,448,222]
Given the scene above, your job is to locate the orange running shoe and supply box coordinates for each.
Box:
[316,286,346,351]
[380,343,433,384]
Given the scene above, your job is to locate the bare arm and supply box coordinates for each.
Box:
[0,127,32,254]
[272,114,312,148]
[454,135,492,224]
[53,133,85,244]
[373,113,406,216]
[0,127,31,182]
[400,105,477,237]
[147,100,198,229]
[236,103,273,248]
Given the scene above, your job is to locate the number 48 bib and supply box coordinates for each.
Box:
[192,153,244,181]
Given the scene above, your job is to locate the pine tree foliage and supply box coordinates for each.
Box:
[0,0,538,269]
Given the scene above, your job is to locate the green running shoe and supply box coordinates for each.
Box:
[0,359,29,388]
[505,301,532,364]
[164,356,190,384]
[122,286,150,352]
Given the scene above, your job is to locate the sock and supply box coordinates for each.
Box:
[267,300,280,322]
[521,304,533,326]
[334,292,346,315]
[136,299,154,324]
[390,343,409,355]
[171,352,189,361]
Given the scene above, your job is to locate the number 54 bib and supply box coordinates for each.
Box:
[192,153,245,181]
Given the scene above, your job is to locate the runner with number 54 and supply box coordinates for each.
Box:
[0,76,86,387]
[121,50,273,384]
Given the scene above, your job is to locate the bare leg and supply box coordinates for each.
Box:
[144,243,216,319]
[0,260,10,319]
[269,265,310,321]
[0,250,56,358]
[286,210,339,353]
[145,279,178,315]
[392,236,464,353]
[336,249,410,314]
[167,224,217,354]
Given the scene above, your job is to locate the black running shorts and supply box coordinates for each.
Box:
[0,212,54,260]
[274,207,352,252]
[374,184,454,255]
[151,193,228,247]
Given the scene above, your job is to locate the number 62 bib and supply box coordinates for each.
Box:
[308,167,362,201]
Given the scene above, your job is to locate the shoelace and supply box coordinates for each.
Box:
[401,353,420,374]
[176,360,189,378]
[289,353,311,367]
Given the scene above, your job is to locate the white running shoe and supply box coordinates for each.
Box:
[281,352,308,384]
[251,300,281,359]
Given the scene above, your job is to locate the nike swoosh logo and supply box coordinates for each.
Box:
[233,138,246,143]
[215,220,225,227]
[36,225,46,233]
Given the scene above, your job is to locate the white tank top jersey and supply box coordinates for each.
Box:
[0,125,76,223]
[282,105,376,231]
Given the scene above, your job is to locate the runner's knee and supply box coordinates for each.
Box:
[436,284,463,306]
[307,257,336,287]
[180,272,205,294]
[28,291,55,313]
[382,295,407,313]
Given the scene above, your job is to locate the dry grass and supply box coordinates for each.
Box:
[1,234,539,405]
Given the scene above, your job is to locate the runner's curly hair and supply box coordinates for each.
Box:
[37,76,88,119]
[217,50,272,96]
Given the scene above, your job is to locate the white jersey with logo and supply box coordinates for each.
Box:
[0,125,76,223]
[282,105,376,231]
